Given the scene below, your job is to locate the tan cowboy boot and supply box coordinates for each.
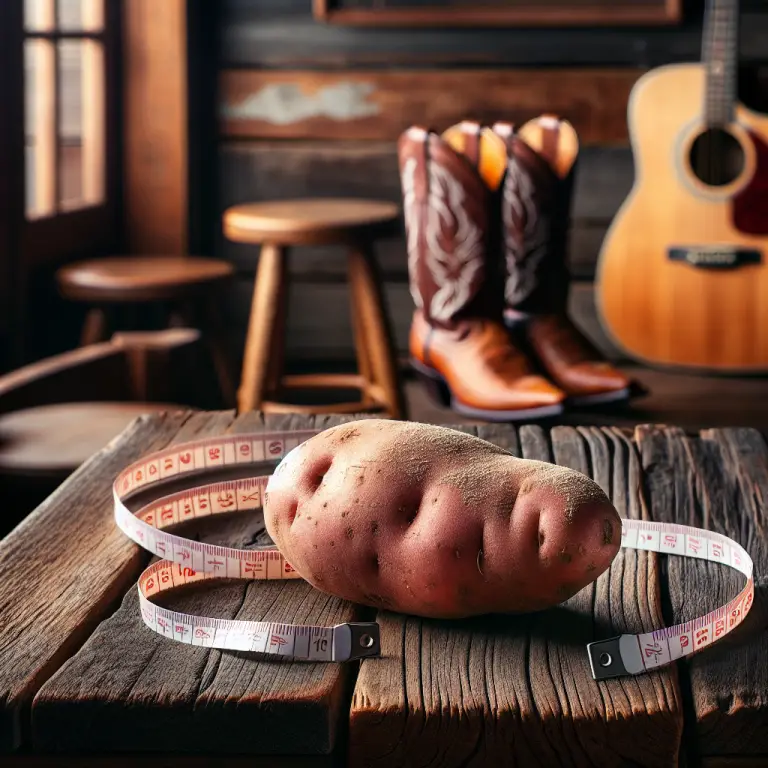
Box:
[398,121,565,421]
[493,116,637,407]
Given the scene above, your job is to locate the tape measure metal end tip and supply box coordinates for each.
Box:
[337,622,381,661]
[587,635,638,680]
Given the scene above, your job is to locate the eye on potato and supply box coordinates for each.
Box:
[264,420,621,618]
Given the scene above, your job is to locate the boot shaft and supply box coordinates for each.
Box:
[398,125,505,330]
[493,118,578,317]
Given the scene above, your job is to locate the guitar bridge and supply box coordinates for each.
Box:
[668,247,763,269]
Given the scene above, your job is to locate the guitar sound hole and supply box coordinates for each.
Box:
[688,128,745,187]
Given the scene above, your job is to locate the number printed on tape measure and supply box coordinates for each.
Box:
[113,429,753,675]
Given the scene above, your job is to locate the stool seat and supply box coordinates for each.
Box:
[223,199,399,246]
[57,256,234,302]
[0,402,183,477]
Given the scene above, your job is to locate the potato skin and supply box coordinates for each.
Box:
[264,420,621,618]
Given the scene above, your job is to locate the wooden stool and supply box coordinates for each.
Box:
[223,199,406,419]
[0,328,201,535]
[56,255,236,407]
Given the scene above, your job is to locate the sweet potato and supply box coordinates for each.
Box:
[264,420,621,618]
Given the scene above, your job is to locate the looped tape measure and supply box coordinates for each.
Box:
[113,428,755,679]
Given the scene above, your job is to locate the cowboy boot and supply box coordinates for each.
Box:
[493,116,636,407]
[398,122,566,421]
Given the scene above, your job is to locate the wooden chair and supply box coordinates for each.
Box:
[55,255,236,408]
[223,198,407,419]
[0,328,208,535]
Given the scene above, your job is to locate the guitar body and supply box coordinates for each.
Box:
[596,64,768,372]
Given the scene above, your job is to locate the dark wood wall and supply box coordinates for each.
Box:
[214,0,768,370]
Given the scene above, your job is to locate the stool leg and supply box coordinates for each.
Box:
[80,308,109,346]
[347,243,407,420]
[350,285,373,407]
[238,243,288,414]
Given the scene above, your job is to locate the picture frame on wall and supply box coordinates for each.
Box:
[312,0,683,27]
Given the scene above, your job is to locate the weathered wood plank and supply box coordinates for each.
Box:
[221,2,768,68]
[635,425,768,758]
[0,410,199,751]
[348,424,682,767]
[31,413,370,756]
[220,68,644,145]
[532,426,682,766]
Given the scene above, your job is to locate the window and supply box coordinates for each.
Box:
[24,0,106,219]
[19,0,118,267]
[0,0,119,368]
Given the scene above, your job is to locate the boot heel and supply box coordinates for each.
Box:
[410,358,451,407]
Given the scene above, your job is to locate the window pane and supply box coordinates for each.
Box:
[24,0,55,31]
[25,40,56,218]
[58,40,105,210]
[58,0,103,31]
[58,41,82,207]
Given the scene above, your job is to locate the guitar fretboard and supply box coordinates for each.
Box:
[703,0,739,127]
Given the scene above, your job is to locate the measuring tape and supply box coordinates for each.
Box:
[112,428,754,679]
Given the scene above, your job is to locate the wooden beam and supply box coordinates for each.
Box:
[123,0,188,254]
[313,0,682,27]
[220,68,645,146]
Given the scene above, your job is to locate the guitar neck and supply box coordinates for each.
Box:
[703,0,739,127]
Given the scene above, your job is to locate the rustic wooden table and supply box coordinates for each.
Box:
[1,411,766,768]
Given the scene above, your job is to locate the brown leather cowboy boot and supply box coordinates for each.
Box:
[398,122,566,421]
[493,116,636,407]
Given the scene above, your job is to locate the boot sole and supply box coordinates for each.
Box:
[410,358,565,423]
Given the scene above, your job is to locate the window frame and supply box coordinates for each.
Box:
[21,0,122,269]
[0,0,122,368]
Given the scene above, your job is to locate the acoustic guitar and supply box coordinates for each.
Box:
[595,0,768,372]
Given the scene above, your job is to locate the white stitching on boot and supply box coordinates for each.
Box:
[402,156,484,323]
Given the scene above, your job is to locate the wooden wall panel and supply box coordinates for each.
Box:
[221,1,768,68]
[217,141,634,280]
[124,0,188,254]
[220,68,644,145]
[213,0,768,374]
[217,278,618,366]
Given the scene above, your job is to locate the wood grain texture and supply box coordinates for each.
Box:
[124,0,188,254]
[31,413,374,757]
[220,69,644,145]
[0,410,196,751]
[220,2,768,68]
[348,424,683,767]
[596,64,768,372]
[636,425,768,758]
